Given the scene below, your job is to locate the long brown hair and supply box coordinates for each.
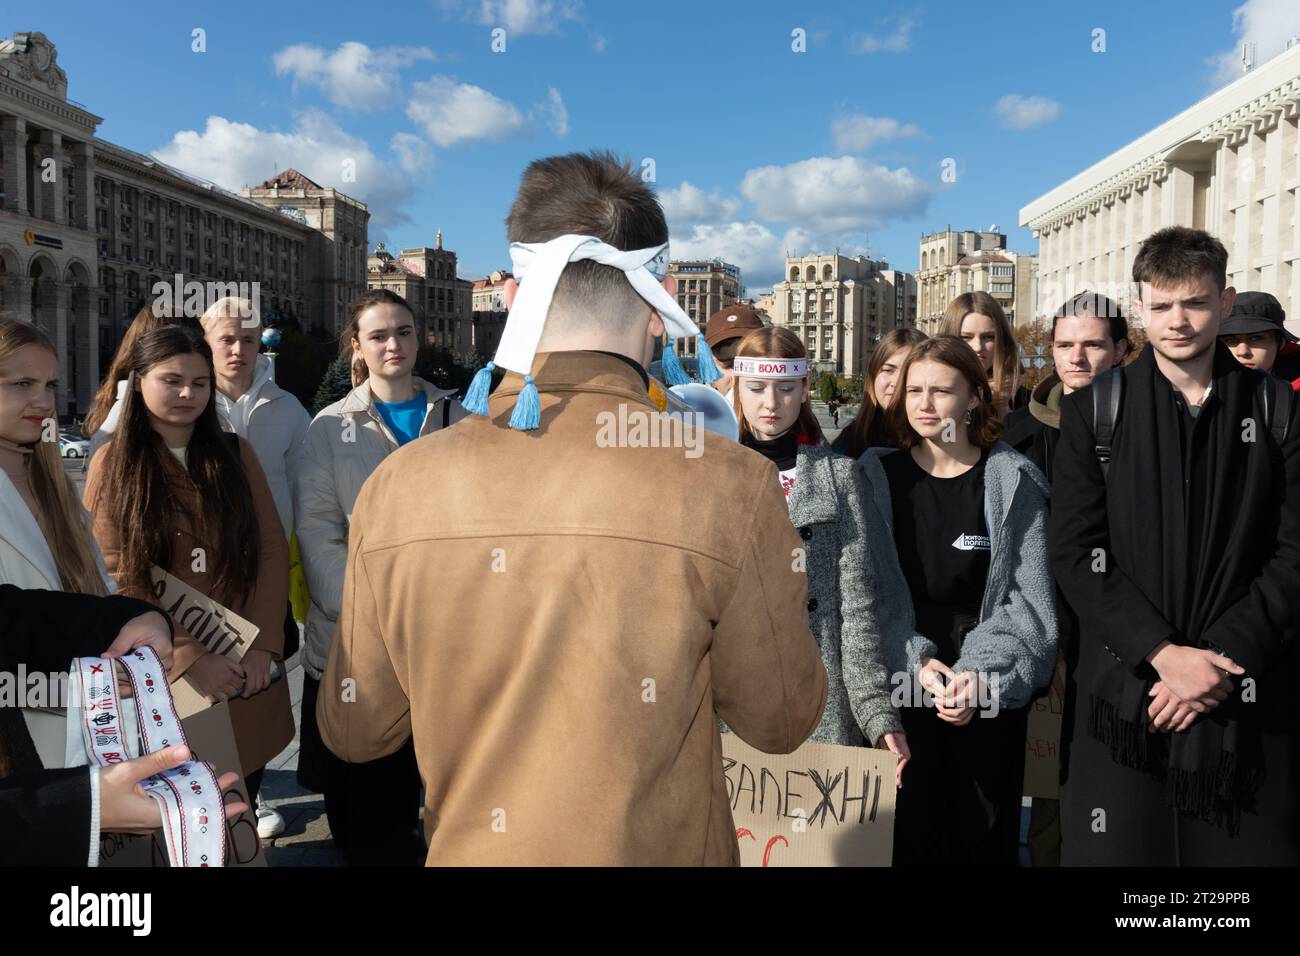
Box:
[84,304,202,435]
[340,289,415,385]
[732,326,823,444]
[92,326,260,606]
[888,335,1003,451]
[939,291,1020,415]
[838,328,928,458]
[0,321,107,595]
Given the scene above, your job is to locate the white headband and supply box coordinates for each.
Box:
[497,234,700,375]
[733,356,808,379]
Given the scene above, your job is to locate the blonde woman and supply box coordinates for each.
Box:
[0,320,114,777]
[939,292,1028,420]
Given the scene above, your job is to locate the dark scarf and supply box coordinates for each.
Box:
[1088,344,1280,831]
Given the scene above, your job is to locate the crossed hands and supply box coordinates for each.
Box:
[1145,642,1245,733]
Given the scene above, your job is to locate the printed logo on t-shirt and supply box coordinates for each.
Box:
[951,533,990,551]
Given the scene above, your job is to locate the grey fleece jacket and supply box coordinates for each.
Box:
[787,440,904,746]
[856,443,1058,711]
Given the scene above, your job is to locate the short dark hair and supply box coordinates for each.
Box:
[505,151,667,325]
[1132,226,1229,296]
[1051,291,1129,345]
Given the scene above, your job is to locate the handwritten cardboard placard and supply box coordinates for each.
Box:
[149,567,258,662]
[721,733,896,867]
[1023,655,1066,800]
[148,567,260,715]
[99,701,265,868]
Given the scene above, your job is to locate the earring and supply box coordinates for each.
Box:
[963,409,973,425]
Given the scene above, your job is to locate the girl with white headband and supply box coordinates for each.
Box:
[730,326,910,780]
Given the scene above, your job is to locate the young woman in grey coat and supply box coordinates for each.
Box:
[729,328,910,786]
[868,334,1057,866]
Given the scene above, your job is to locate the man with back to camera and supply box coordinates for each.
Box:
[318,151,827,865]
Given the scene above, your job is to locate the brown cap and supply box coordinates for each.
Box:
[704,304,765,348]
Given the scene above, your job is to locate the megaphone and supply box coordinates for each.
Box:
[666,382,739,442]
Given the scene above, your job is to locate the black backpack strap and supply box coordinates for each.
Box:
[1092,367,1123,479]
[1257,371,1293,447]
[442,396,452,429]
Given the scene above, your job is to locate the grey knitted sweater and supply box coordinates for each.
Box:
[856,443,1059,711]
[786,440,905,746]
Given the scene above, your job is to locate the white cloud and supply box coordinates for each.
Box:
[994,94,1061,129]
[669,221,812,290]
[473,0,583,35]
[849,18,914,54]
[406,76,529,147]
[390,132,433,173]
[659,182,741,227]
[272,42,433,110]
[832,114,923,153]
[592,33,607,53]
[739,156,932,232]
[532,87,569,136]
[153,111,426,229]
[1208,0,1300,87]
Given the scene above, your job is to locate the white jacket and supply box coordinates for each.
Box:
[86,379,128,466]
[293,377,467,679]
[214,354,311,539]
[89,357,310,539]
[0,470,115,767]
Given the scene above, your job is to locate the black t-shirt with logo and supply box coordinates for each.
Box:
[881,447,991,662]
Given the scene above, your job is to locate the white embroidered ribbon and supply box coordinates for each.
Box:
[70,648,228,868]
[498,235,699,374]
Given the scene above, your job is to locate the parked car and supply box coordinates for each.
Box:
[59,434,90,458]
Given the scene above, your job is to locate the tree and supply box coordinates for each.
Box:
[270,327,337,409]
[815,372,837,404]
[414,345,480,396]
[313,354,353,414]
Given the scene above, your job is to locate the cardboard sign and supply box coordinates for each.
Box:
[149,567,258,661]
[721,733,896,867]
[1022,655,1066,800]
[149,567,260,716]
[98,702,265,868]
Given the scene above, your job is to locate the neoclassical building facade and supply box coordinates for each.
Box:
[1020,42,1300,333]
[0,32,367,416]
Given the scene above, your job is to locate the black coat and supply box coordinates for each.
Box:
[1050,345,1300,864]
[1003,375,1061,483]
[0,584,168,867]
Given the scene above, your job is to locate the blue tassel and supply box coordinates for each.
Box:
[507,374,541,431]
[695,336,723,384]
[462,362,495,416]
[659,337,691,385]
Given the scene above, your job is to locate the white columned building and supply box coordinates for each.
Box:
[1020,42,1300,336]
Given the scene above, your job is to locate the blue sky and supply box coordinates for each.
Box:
[33,0,1300,292]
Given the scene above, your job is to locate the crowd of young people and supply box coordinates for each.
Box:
[1,152,1295,868]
